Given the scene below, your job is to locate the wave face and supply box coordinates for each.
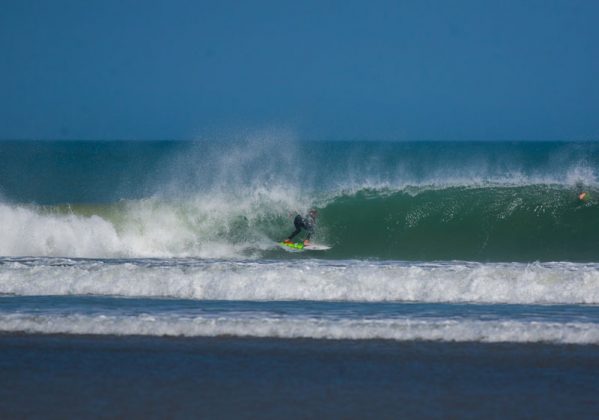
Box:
[0,140,598,261]
[323,186,599,261]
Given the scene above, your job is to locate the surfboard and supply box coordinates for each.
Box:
[277,242,331,252]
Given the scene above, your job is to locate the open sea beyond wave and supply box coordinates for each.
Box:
[1,140,599,417]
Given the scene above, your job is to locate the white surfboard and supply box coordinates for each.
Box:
[277,242,331,252]
[303,243,331,251]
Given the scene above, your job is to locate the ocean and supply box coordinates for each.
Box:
[1,139,598,418]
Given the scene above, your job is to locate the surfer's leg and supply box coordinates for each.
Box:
[287,215,305,241]
[288,228,301,240]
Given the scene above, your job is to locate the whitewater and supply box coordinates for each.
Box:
[1,139,598,344]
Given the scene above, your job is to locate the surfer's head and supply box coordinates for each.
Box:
[309,209,318,218]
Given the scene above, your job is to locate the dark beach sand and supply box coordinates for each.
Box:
[1,334,598,419]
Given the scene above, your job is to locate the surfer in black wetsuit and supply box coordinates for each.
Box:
[284,209,318,245]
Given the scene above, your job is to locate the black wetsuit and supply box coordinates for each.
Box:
[287,214,315,241]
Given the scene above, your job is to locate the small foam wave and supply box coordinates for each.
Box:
[1,312,597,344]
[2,259,599,305]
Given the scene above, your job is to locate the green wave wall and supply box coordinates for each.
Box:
[315,186,599,261]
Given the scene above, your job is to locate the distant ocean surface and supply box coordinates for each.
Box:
[1,140,598,418]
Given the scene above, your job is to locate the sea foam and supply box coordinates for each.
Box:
[1,312,597,344]
[1,258,599,305]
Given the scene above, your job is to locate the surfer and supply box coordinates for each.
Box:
[579,191,589,202]
[284,209,318,245]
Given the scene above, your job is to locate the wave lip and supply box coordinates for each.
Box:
[2,258,599,305]
[1,313,598,344]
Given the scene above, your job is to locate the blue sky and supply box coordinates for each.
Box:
[1,0,598,140]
